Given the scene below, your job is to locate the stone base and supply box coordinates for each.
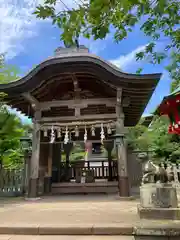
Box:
[134,221,180,239]
[118,176,130,197]
[28,178,39,198]
[115,195,135,201]
[44,176,52,194]
[140,183,178,208]
[138,204,180,220]
[24,197,41,201]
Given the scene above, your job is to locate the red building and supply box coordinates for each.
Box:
[157,87,180,134]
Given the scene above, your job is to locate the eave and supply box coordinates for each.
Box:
[0,52,162,126]
[156,87,180,115]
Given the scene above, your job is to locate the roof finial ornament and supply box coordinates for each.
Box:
[64,37,79,49]
[75,38,79,48]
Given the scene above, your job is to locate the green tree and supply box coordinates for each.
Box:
[147,116,180,162]
[127,115,180,162]
[34,0,179,83]
[168,51,180,91]
[126,123,149,151]
[0,108,25,168]
[0,53,27,169]
[0,54,20,83]
[70,143,85,162]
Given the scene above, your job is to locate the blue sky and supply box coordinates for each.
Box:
[1,0,172,122]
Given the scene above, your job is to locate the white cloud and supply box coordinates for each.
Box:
[0,0,45,59]
[54,0,87,12]
[110,44,146,71]
[0,0,104,59]
[0,0,83,59]
[79,37,107,55]
[109,41,168,72]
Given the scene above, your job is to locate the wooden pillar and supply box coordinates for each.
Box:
[115,88,130,197]
[104,140,114,181]
[57,143,62,182]
[23,150,32,195]
[51,143,62,183]
[44,144,52,194]
[63,142,73,182]
[28,121,40,198]
[116,138,130,196]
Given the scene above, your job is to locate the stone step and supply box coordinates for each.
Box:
[0,224,133,235]
[0,236,133,240]
[1,221,180,238]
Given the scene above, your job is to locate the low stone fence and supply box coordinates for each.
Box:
[158,162,180,188]
[0,168,24,197]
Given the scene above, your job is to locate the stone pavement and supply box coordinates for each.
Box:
[0,195,138,235]
[1,194,180,237]
[0,195,139,225]
[0,236,133,240]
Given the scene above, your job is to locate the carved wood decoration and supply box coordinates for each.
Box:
[42,107,75,118]
[58,90,103,100]
[10,78,151,126]
[72,74,81,118]
[31,75,114,102]
[72,74,80,100]
[81,105,115,115]
[39,98,116,110]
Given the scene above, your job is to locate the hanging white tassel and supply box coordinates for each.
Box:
[43,129,48,137]
[75,126,79,137]
[100,123,105,144]
[91,125,95,136]
[107,123,112,135]
[57,128,61,138]
[64,127,69,144]
[84,126,87,142]
[50,126,55,144]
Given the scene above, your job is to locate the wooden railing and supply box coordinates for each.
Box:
[54,160,118,182]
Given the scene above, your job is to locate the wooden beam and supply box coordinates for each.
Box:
[34,110,41,121]
[40,120,115,128]
[71,74,81,115]
[116,88,123,118]
[122,97,130,107]
[39,113,117,123]
[75,108,80,118]
[72,74,79,90]
[39,98,116,110]
[72,74,81,99]
[22,92,39,109]
[115,88,125,134]
[47,144,53,177]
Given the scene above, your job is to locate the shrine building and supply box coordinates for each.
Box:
[0,46,161,198]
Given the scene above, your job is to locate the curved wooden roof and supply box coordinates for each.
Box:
[141,115,154,127]
[156,87,180,115]
[0,51,161,126]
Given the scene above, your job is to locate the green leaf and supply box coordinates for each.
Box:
[136,68,143,74]
[44,0,57,4]
[136,52,145,60]
[145,42,155,53]
[33,0,180,92]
